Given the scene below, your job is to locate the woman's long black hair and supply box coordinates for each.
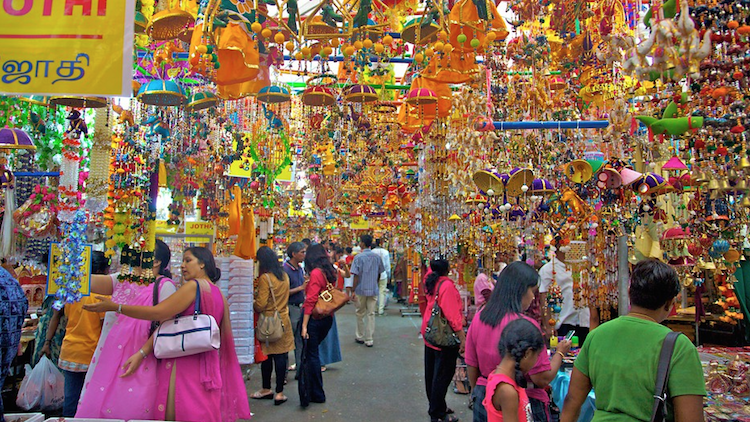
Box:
[425,259,450,295]
[480,261,539,327]
[498,318,545,387]
[185,246,221,283]
[304,244,337,283]
[257,246,285,281]
[155,239,172,279]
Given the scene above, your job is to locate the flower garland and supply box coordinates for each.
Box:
[52,209,88,310]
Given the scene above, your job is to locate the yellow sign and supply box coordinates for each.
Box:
[186,221,215,243]
[350,217,370,230]
[0,0,134,96]
[46,242,92,296]
[227,134,293,182]
[155,219,179,234]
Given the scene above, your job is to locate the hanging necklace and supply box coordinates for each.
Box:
[628,312,658,323]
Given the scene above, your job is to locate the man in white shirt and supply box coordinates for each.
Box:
[538,246,590,344]
[372,239,391,316]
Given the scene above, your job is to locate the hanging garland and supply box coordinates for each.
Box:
[52,209,88,310]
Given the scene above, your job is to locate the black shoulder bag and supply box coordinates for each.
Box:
[650,331,681,422]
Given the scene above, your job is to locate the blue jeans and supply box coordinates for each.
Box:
[302,317,333,404]
[471,384,488,422]
[63,370,86,417]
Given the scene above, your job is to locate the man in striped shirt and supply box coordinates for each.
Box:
[350,234,385,347]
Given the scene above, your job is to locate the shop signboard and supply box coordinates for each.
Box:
[46,242,92,297]
[186,221,215,242]
[0,0,135,96]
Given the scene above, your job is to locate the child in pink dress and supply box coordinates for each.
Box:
[484,319,545,422]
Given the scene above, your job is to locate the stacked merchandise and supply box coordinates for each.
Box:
[227,256,254,364]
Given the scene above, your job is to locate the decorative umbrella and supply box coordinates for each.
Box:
[405,88,437,105]
[0,128,35,150]
[49,96,107,108]
[257,84,291,104]
[137,80,187,106]
[530,178,555,195]
[344,84,378,103]
[186,91,218,111]
[301,86,335,106]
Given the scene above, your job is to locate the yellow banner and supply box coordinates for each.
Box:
[0,0,134,96]
[155,219,179,234]
[185,221,215,243]
[46,242,92,296]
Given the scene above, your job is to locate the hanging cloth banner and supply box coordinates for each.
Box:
[0,0,134,97]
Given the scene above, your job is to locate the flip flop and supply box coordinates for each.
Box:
[274,396,288,406]
[250,391,273,400]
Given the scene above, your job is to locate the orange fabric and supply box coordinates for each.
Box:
[215,23,260,85]
[58,296,106,366]
[421,50,479,84]
[233,208,256,260]
[448,0,509,53]
[337,61,359,83]
[397,77,452,132]
[228,185,241,236]
[217,65,270,100]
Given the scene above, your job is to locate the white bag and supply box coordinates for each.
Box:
[15,356,64,411]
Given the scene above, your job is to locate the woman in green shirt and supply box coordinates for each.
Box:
[561,258,705,422]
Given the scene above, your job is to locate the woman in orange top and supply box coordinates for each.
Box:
[41,251,109,417]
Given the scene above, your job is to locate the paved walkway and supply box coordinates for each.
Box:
[244,303,472,422]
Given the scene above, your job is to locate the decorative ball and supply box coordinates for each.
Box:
[261,28,272,38]
[521,184,529,193]
[438,30,448,40]
[425,47,435,57]
[486,188,495,196]
[374,43,384,53]
[486,31,497,41]
[197,45,208,54]
[553,305,561,313]
[363,39,373,49]
[344,45,355,56]
[274,33,285,43]
[383,35,393,45]
[442,43,453,53]
[301,46,311,56]
[251,22,262,33]
[331,38,341,47]
[285,41,295,51]
[457,34,467,43]
[470,38,480,48]
[414,53,424,63]
[353,40,363,50]
[321,46,333,56]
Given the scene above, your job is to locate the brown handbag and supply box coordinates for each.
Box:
[312,282,348,319]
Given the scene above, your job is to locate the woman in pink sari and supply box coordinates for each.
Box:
[76,240,177,420]
[84,246,251,422]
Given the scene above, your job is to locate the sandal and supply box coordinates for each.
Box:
[274,394,288,406]
[435,415,459,422]
[321,366,327,372]
[250,391,273,400]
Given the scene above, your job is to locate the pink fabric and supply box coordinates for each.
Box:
[420,276,465,350]
[464,312,551,403]
[484,372,531,422]
[76,277,175,420]
[474,273,493,307]
[154,281,251,422]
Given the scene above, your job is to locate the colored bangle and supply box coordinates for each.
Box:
[139,349,147,358]
[556,351,565,359]
[116,304,123,314]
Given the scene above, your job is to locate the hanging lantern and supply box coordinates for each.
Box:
[301,86,335,106]
[344,84,378,103]
[257,84,291,104]
[147,0,194,41]
[405,88,437,105]
[49,96,108,108]
[472,170,504,196]
[136,80,186,106]
[530,178,555,195]
[401,17,440,45]
[506,168,534,196]
[186,91,218,111]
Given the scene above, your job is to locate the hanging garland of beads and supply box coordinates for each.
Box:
[52,209,88,310]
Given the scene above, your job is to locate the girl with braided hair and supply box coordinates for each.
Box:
[484,318,545,422]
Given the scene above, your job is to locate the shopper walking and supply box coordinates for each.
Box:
[40,252,108,417]
[466,261,571,422]
[0,267,28,422]
[299,244,338,407]
[84,247,251,422]
[484,318,545,422]
[318,247,347,369]
[350,234,385,347]
[421,259,465,422]
[252,246,294,405]
[372,239,391,315]
[283,241,307,373]
[76,240,177,420]
[539,245,590,342]
[561,259,705,422]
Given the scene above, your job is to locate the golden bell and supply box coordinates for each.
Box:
[719,178,732,191]
[692,170,708,184]
[728,169,739,181]
[742,196,750,208]
[740,156,750,170]
[708,178,720,190]
[736,178,749,192]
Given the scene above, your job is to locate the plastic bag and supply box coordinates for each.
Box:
[15,355,64,411]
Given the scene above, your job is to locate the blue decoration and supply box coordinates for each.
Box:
[52,209,88,310]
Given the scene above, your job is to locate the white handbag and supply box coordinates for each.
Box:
[153,280,221,359]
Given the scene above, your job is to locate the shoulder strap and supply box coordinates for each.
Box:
[650,331,681,422]
[152,275,163,306]
[193,280,202,315]
[265,273,278,310]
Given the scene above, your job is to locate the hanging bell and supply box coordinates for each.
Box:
[740,156,750,170]
[736,178,749,192]
[742,196,750,208]
[708,178,721,190]
[692,170,709,184]
[728,169,739,181]
[719,178,732,192]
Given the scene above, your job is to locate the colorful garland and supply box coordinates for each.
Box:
[52,209,88,310]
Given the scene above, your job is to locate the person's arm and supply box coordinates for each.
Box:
[529,339,572,386]
[351,274,360,300]
[121,332,156,377]
[39,308,63,357]
[91,274,115,295]
[493,383,520,422]
[253,275,269,313]
[289,274,308,294]
[560,367,592,422]
[468,366,481,389]
[673,395,705,422]
[301,313,311,339]
[83,281,198,321]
